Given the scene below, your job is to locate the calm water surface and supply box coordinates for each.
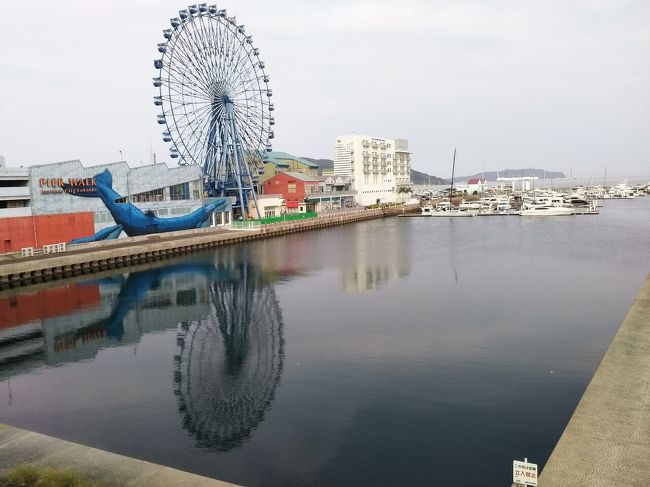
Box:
[1,198,649,486]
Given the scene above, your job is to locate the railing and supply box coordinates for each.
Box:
[230,220,262,231]
[256,212,318,225]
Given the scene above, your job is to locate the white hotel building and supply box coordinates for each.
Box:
[333,134,411,206]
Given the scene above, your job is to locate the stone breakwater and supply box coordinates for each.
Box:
[513,274,650,486]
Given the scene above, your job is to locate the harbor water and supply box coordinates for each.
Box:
[0,197,648,487]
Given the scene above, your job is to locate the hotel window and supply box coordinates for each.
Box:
[288,182,296,193]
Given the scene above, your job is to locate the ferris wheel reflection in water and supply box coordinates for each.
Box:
[173,257,284,452]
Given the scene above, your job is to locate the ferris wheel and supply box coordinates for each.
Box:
[153,4,274,217]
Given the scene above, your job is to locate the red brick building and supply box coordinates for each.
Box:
[262,172,322,212]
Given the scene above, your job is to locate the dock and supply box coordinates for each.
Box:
[513,274,650,486]
[0,424,240,487]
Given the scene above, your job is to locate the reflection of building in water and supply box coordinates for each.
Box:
[0,264,216,376]
[340,221,412,293]
[42,265,215,365]
[174,258,284,452]
[0,284,100,378]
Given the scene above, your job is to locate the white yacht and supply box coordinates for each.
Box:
[420,201,474,217]
[520,205,574,216]
[458,200,482,211]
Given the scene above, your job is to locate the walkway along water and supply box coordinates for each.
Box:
[0,205,418,289]
[513,273,650,486]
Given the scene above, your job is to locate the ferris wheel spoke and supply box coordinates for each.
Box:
[234,104,267,130]
[171,43,215,96]
[233,114,265,154]
[173,104,214,133]
[165,75,212,102]
[226,42,257,83]
[165,66,212,104]
[197,14,221,81]
[170,24,217,94]
[188,18,224,91]
[165,30,214,95]
[172,104,213,151]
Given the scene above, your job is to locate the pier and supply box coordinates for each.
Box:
[0,424,240,486]
[0,205,416,289]
[514,274,650,486]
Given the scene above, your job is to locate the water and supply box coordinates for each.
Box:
[1,198,648,486]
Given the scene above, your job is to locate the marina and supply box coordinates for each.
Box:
[1,2,648,486]
[1,197,648,487]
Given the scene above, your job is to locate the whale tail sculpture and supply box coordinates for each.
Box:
[64,169,229,240]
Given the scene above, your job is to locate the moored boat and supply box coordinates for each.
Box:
[520,205,574,216]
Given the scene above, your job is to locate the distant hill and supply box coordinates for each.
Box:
[458,168,566,181]
[301,157,333,175]
[410,169,447,185]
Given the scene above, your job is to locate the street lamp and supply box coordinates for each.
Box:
[119,150,123,162]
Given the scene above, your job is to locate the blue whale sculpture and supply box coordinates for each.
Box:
[64,169,228,238]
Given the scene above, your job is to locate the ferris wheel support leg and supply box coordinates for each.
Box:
[226,118,246,217]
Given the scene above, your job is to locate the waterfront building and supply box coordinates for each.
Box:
[497,176,538,192]
[259,152,319,186]
[0,159,233,253]
[0,165,31,219]
[261,172,356,213]
[462,178,488,194]
[252,194,286,219]
[333,134,412,206]
[316,175,355,211]
[262,171,321,213]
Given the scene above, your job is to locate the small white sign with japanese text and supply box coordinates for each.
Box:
[513,459,538,486]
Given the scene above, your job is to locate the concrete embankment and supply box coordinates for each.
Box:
[0,205,417,289]
[0,424,239,486]
[514,274,650,486]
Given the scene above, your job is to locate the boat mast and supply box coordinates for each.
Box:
[449,148,456,208]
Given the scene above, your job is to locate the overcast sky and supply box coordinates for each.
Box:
[0,0,648,178]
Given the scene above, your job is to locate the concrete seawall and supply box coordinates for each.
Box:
[0,205,417,289]
[514,274,650,486]
[0,424,240,486]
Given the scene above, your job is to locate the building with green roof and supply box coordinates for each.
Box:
[260,151,319,185]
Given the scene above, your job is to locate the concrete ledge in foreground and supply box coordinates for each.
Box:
[515,274,650,486]
[0,424,241,487]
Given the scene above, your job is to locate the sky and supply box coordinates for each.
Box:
[0,0,648,179]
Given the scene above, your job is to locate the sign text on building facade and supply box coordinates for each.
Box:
[38,177,96,194]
